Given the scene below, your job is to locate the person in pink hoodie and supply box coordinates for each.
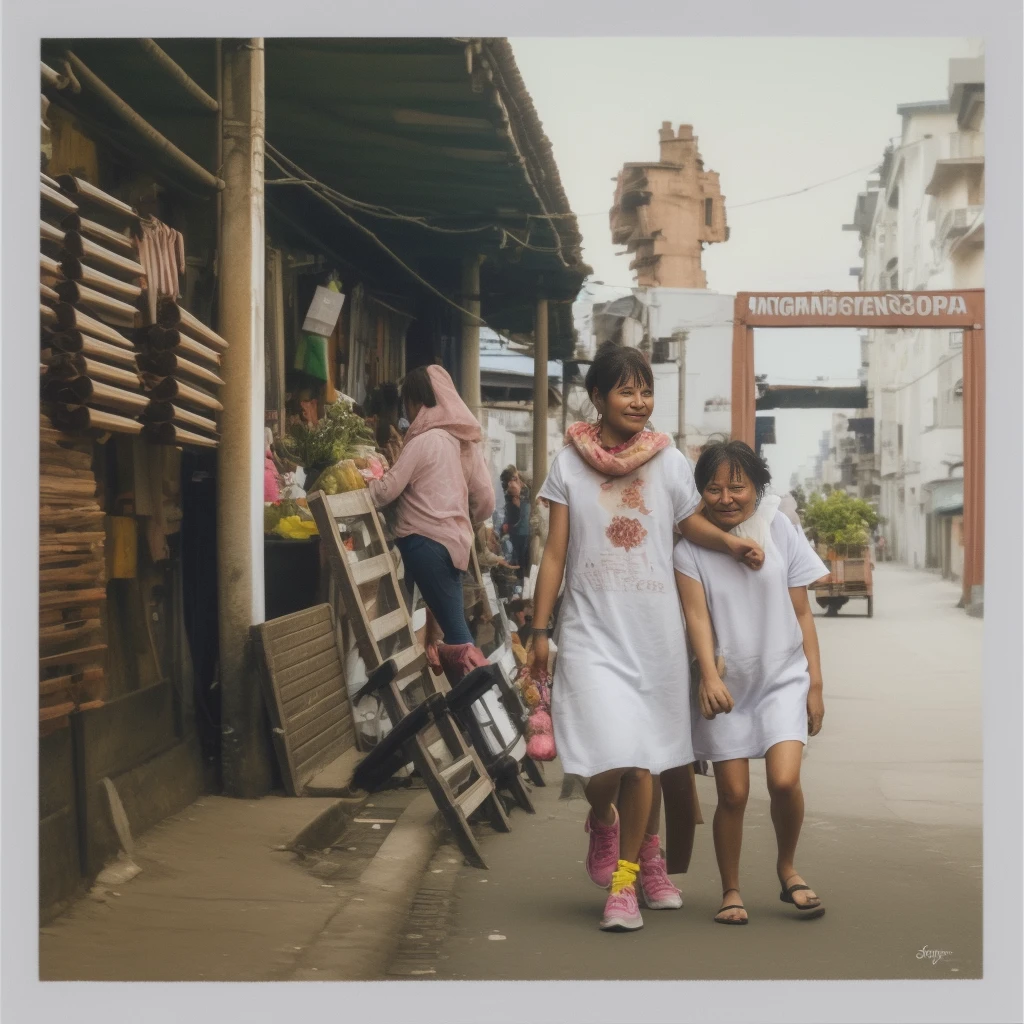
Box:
[368,365,495,645]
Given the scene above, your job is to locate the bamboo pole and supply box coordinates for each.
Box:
[49,404,143,435]
[42,182,78,216]
[144,421,218,448]
[140,326,221,366]
[135,350,225,388]
[137,39,219,112]
[41,283,59,305]
[156,298,229,351]
[61,230,144,279]
[142,400,218,435]
[56,174,138,222]
[146,375,223,413]
[60,213,138,256]
[55,280,139,326]
[40,220,65,248]
[54,304,133,349]
[41,252,61,285]
[50,354,141,390]
[60,256,142,302]
[49,329,139,368]
[62,54,225,193]
[50,376,148,414]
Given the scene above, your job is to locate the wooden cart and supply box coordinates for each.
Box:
[808,546,874,618]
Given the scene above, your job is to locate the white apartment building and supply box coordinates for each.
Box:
[845,55,983,586]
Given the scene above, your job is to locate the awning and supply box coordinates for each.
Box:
[262,38,589,355]
[924,477,964,515]
[41,37,590,357]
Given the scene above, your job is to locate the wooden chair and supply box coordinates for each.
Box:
[308,488,510,868]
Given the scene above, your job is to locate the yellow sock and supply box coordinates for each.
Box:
[610,859,640,894]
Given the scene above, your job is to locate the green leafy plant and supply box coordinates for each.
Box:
[802,490,878,556]
[280,399,375,470]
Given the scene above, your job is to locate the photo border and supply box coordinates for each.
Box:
[3,2,1020,1022]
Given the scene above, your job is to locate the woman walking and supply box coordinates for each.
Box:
[673,440,829,925]
[529,344,764,932]
[369,365,495,646]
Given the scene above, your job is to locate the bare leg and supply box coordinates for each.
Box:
[712,758,750,922]
[617,768,653,864]
[585,768,625,827]
[645,775,662,837]
[765,741,820,907]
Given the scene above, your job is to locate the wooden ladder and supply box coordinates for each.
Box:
[308,488,510,868]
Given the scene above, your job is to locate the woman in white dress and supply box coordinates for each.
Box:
[673,441,829,925]
[529,345,765,932]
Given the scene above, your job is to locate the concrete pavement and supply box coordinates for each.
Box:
[38,785,434,981]
[388,565,984,981]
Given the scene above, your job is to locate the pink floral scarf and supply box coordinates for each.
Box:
[565,421,672,476]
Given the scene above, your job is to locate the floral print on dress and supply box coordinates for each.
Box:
[619,477,651,516]
[606,515,648,551]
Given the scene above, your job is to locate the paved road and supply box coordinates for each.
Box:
[391,565,983,981]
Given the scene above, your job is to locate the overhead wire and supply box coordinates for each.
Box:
[541,158,883,220]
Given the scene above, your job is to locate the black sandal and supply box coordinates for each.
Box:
[779,874,825,918]
[714,888,748,926]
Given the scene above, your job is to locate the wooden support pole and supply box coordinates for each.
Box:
[460,253,482,419]
[730,302,755,447]
[217,38,271,798]
[533,295,549,493]
[961,327,985,614]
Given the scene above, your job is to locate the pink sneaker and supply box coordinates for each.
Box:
[585,807,619,888]
[600,885,644,931]
[637,834,683,910]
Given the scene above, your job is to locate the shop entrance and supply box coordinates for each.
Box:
[730,290,985,608]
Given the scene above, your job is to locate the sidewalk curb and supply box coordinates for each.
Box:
[290,791,442,980]
[289,793,368,854]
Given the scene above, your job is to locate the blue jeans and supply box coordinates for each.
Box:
[395,534,474,646]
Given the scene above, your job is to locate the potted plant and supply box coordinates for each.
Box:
[801,490,879,558]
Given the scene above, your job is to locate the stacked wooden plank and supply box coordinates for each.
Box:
[134,297,227,448]
[39,418,107,733]
[40,173,147,437]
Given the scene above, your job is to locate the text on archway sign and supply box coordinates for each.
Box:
[740,291,981,328]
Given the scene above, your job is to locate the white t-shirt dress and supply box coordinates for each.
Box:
[538,444,701,777]
[673,507,828,762]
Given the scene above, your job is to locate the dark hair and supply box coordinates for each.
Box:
[584,343,654,402]
[500,467,518,490]
[366,382,403,447]
[400,366,437,411]
[694,440,772,501]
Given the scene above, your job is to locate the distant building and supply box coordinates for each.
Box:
[844,55,983,589]
[610,122,728,289]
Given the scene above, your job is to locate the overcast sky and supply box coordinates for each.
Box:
[511,36,979,487]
